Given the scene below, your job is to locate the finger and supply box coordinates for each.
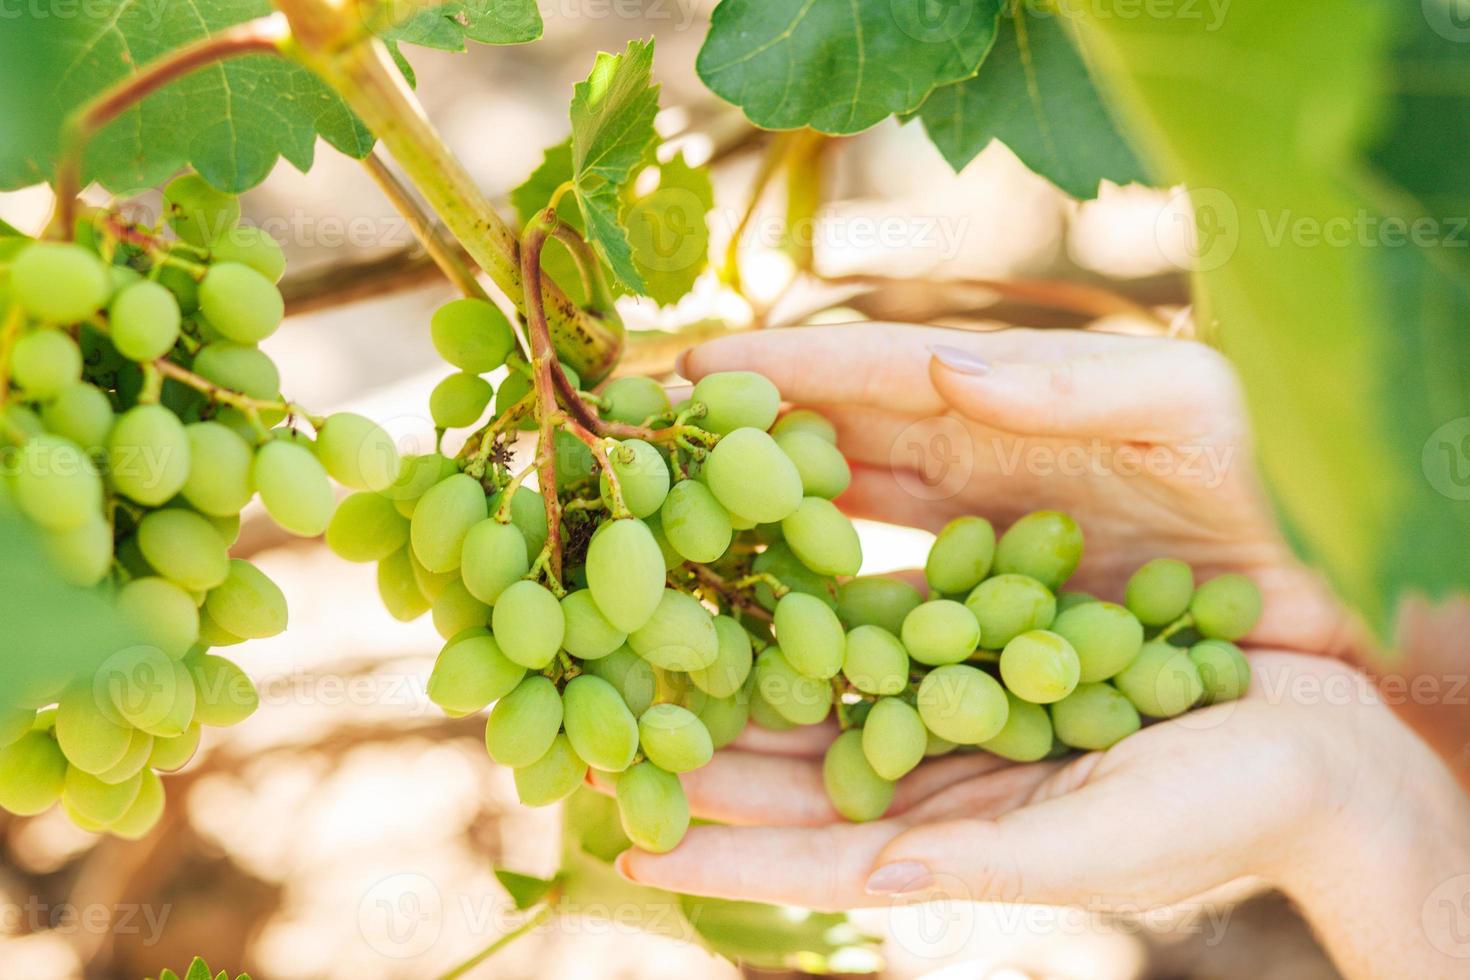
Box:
[586,750,835,826]
[837,463,968,533]
[730,718,838,756]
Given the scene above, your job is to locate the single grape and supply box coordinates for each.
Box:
[561,589,627,660]
[326,492,410,563]
[902,599,982,666]
[156,264,200,315]
[94,727,153,785]
[1,404,45,447]
[1113,640,1204,717]
[979,691,1054,762]
[964,573,1056,649]
[411,546,457,602]
[187,652,258,727]
[773,592,845,679]
[616,761,690,853]
[10,435,102,531]
[627,589,719,671]
[775,431,851,499]
[136,509,230,591]
[428,628,525,716]
[0,709,36,750]
[842,625,910,696]
[376,547,429,622]
[430,372,493,429]
[836,576,923,636]
[491,580,565,669]
[198,262,284,344]
[410,474,488,573]
[771,408,837,443]
[53,684,132,775]
[430,298,515,373]
[179,421,254,516]
[748,689,796,731]
[1050,682,1141,750]
[105,648,195,737]
[315,412,401,492]
[658,479,732,563]
[585,518,666,633]
[484,675,563,767]
[1124,558,1194,627]
[0,731,68,815]
[40,516,111,587]
[253,438,333,537]
[109,768,166,839]
[554,429,596,490]
[690,615,754,698]
[563,674,640,772]
[643,512,687,571]
[109,280,181,361]
[108,404,190,506]
[209,224,286,282]
[147,724,202,772]
[116,576,200,659]
[925,515,996,596]
[202,509,242,547]
[514,734,587,806]
[205,559,288,639]
[460,519,529,604]
[600,439,670,518]
[916,664,1009,744]
[861,697,926,780]
[600,376,670,425]
[431,579,491,640]
[638,703,714,773]
[198,605,245,647]
[64,766,143,825]
[824,729,894,822]
[164,174,240,245]
[583,646,656,716]
[696,690,750,749]
[12,329,83,396]
[1050,601,1144,683]
[993,510,1084,592]
[383,452,459,517]
[689,371,780,434]
[999,630,1081,704]
[1189,574,1262,641]
[489,484,549,557]
[704,428,803,524]
[781,496,862,577]
[40,383,113,452]
[10,242,109,322]
[191,342,281,400]
[1188,639,1251,704]
[753,647,831,725]
[752,540,836,613]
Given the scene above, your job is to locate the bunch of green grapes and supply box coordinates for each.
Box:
[0,173,402,836]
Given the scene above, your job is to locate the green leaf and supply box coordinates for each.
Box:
[494,869,558,910]
[569,39,661,293]
[384,0,542,50]
[183,959,213,980]
[623,155,714,305]
[697,0,1002,134]
[916,7,1146,198]
[1075,2,1470,639]
[681,896,884,973]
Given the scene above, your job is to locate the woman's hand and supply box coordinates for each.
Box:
[679,324,1357,657]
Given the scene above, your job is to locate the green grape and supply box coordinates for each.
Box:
[156,264,200,315]
[206,558,288,639]
[1124,558,1193,627]
[780,496,862,576]
[164,173,240,245]
[824,729,894,822]
[561,589,627,660]
[109,280,181,361]
[203,509,242,547]
[430,298,515,372]
[563,674,640,772]
[861,697,926,780]
[492,581,565,669]
[771,409,836,444]
[116,577,200,659]
[430,372,493,429]
[410,474,488,573]
[95,727,153,785]
[727,510,757,531]
[10,435,101,531]
[654,669,709,714]
[253,439,333,537]
[484,675,562,767]
[659,479,732,563]
[925,730,958,757]
[377,547,429,621]
[600,439,670,518]
[1189,574,1262,641]
[1,404,45,446]
[40,383,114,452]
[979,691,1054,762]
[492,367,536,430]
[64,766,142,825]
[41,514,112,587]
[585,518,666,633]
[1113,640,1204,717]
[191,342,280,400]
[1188,639,1251,704]
[752,541,835,612]
[108,404,190,506]
[754,647,831,725]
[1049,683,1141,750]
[460,519,529,604]
[773,592,845,679]
[1056,591,1097,613]
[384,452,459,517]
[616,761,689,853]
[105,649,195,737]
[627,589,719,671]
[916,663,1009,744]
[999,630,1081,704]
[690,371,780,434]
[0,731,68,815]
[137,509,230,591]
[198,262,284,344]
[748,688,796,731]
[514,734,587,806]
[198,605,245,647]
[925,515,996,595]
[109,768,166,840]
[554,430,596,489]
[410,546,457,602]
[179,421,254,516]
[993,510,1084,592]
[489,484,549,557]
[775,431,851,499]
[642,512,686,571]
[54,684,132,775]
[147,724,202,772]
[187,653,258,727]
[964,573,1056,649]
[431,579,491,640]
[690,615,754,697]
[209,224,286,282]
[902,599,982,666]
[600,376,670,425]
[427,628,524,716]
[325,492,410,563]
[638,703,713,773]
[0,708,34,749]
[315,412,402,492]
[842,625,910,696]
[704,428,803,524]
[584,645,656,715]
[836,576,923,635]
[1050,601,1144,683]
[696,690,750,749]
[10,242,109,322]
[12,329,83,396]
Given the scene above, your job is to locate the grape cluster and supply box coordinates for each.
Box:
[0,175,401,835]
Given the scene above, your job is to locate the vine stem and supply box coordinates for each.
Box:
[564,419,630,519]
[521,216,565,583]
[153,358,323,429]
[689,563,774,623]
[360,153,490,302]
[50,14,291,238]
[436,901,555,980]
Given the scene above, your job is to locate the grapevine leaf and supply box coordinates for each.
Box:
[623,155,714,305]
[696,0,1002,134]
[915,7,1146,198]
[494,869,557,910]
[184,959,213,980]
[384,0,542,50]
[568,39,661,293]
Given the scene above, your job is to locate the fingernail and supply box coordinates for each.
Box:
[929,345,990,376]
[864,861,933,896]
[614,851,638,882]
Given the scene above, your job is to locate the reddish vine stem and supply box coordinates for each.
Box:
[688,563,774,623]
[562,419,630,518]
[520,216,566,583]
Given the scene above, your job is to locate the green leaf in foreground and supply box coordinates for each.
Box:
[384,0,543,50]
[494,869,558,910]
[917,7,1146,198]
[148,956,250,980]
[697,0,1002,134]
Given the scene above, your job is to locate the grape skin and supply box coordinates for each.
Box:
[1050,683,1141,750]
[916,664,1009,744]
[563,674,640,772]
[901,600,982,667]
[1113,641,1204,718]
[616,761,690,854]
[585,518,667,633]
[925,515,996,595]
[627,589,719,671]
[824,730,894,822]
[781,496,862,577]
[993,510,1083,591]
[773,592,846,679]
[638,703,714,773]
[1125,558,1194,627]
[836,576,923,636]
[659,479,732,563]
[492,581,566,669]
[1190,574,1262,641]
[999,630,1082,704]
[841,625,909,696]
[861,698,926,780]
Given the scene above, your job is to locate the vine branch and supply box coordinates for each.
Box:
[361,152,490,302]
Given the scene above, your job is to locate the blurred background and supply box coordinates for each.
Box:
[0,5,1342,979]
